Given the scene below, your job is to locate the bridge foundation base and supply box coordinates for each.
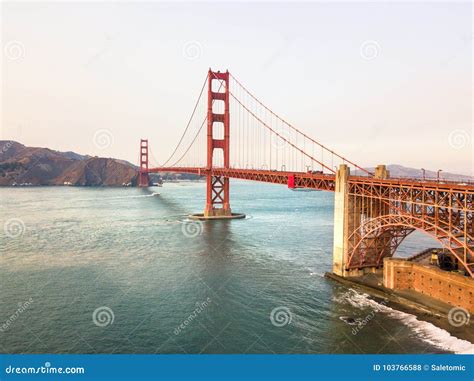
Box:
[189,212,246,221]
[338,267,383,278]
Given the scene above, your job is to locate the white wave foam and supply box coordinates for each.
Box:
[308,268,324,278]
[334,289,474,354]
[107,193,160,199]
[75,193,159,202]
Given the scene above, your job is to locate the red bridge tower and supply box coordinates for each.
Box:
[138,139,150,187]
[204,70,232,217]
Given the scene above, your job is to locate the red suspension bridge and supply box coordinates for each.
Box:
[138,69,474,279]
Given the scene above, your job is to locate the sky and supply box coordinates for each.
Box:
[1,1,472,174]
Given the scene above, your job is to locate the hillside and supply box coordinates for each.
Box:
[0,141,138,186]
[365,164,473,182]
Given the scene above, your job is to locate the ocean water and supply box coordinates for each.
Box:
[1,181,473,354]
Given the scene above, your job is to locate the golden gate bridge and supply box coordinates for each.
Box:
[137,69,474,279]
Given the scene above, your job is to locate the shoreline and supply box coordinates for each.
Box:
[0,180,205,188]
[325,272,474,347]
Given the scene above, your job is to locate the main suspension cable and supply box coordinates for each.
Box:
[165,80,225,168]
[160,74,208,167]
[228,90,335,173]
[229,73,372,175]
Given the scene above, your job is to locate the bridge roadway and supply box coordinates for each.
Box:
[150,167,474,194]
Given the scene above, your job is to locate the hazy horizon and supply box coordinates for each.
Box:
[1,137,473,178]
[2,1,472,174]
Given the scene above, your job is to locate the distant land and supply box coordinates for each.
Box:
[0,141,471,186]
[364,165,473,182]
[0,141,198,186]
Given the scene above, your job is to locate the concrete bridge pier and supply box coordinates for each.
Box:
[332,164,390,277]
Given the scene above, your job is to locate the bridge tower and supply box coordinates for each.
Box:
[138,139,150,187]
[204,69,232,218]
[332,164,391,277]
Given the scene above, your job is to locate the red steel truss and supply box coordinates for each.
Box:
[149,167,336,191]
[149,166,474,276]
[346,177,474,276]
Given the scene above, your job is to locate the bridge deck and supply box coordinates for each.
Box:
[150,167,336,191]
[150,167,474,193]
